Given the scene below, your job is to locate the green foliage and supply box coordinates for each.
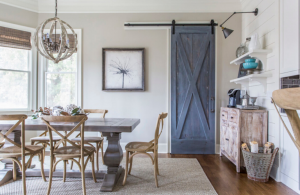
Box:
[0,47,29,109]
[32,113,39,119]
[71,107,81,116]
[46,54,77,107]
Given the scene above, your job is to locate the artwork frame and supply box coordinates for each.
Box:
[102,48,145,91]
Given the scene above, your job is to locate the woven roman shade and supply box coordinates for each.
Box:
[0,26,32,50]
[48,34,77,52]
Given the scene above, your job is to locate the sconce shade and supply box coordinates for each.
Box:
[222,27,234,39]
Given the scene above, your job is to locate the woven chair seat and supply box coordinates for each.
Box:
[71,137,103,143]
[54,146,95,158]
[0,142,4,148]
[125,142,154,152]
[0,145,44,158]
[31,136,61,142]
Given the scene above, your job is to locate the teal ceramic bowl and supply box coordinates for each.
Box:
[245,58,256,63]
[243,62,258,69]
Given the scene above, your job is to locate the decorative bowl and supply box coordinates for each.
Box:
[245,58,256,63]
[243,62,258,69]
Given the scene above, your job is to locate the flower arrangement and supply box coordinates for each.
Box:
[31,104,83,119]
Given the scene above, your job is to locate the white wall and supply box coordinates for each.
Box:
[0,3,242,153]
[240,0,281,180]
[37,12,242,153]
[0,3,37,28]
[278,0,300,193]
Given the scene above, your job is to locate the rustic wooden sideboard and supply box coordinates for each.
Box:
[220,107,268,172]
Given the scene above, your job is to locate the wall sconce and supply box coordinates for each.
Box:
[220,8,259,39]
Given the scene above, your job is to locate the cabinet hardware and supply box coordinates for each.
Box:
[211,97,215,112]
[226,138,229,141]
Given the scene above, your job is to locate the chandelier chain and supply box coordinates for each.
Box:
[55,0,57,17]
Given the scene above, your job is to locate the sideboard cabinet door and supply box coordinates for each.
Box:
[220,108,268,172]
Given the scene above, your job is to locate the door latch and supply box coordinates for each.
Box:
[210,97,215,113]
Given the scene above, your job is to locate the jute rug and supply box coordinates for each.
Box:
[0,157,217,195]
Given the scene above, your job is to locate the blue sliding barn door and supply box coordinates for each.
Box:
[171,27,215,154]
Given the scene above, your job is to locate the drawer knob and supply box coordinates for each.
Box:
[231,117,233,119]
[222,114,224,116]
[226,138,229,141]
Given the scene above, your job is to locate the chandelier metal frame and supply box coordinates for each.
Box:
[34,0,77,63]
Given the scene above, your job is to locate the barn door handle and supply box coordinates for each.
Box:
[211,97,215,113]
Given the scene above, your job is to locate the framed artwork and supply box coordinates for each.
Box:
[102,48,145,91]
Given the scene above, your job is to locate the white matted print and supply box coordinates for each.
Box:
[103,48,145,91]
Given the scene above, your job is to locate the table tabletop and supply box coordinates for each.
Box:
[0,118,140,133]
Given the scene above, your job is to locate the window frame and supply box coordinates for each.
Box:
[0,21,37,113]
[38,29,82,108]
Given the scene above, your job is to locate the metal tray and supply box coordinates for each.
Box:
[236,105,260,110]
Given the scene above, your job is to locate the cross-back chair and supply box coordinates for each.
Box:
[29,122,65,167]
[0,115,46,195]
[41,115,96,195]
[70,109,108,171]
[123,112,168,188]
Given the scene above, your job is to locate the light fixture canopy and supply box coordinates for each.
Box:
[220,8,258,39]
[34,0,77,63]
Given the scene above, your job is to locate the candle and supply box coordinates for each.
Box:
[250,141,259,153]
[43,35,45,40]
[46,33,49,38]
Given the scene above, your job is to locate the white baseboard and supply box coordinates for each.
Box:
[280,172,300,194]
[215,144,220,154]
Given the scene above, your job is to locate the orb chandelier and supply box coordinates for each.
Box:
[34,0,77,63]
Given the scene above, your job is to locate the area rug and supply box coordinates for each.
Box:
[0,157,217,195]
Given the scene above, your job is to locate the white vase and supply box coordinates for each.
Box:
[248,33,261,51]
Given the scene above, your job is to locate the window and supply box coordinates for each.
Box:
[0,46,31,110]
[40,29,82,108]
[0,22,37,112]
[45,54,77,107]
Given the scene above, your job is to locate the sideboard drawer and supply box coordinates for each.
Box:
[221,110,228,121]
[229,110,238,124]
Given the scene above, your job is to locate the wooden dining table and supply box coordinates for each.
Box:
[0,117,140,192]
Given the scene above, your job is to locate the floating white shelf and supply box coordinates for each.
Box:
[230,49,273,67]
[230,73,272,93]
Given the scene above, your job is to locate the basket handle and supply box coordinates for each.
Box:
[266,147,279,175]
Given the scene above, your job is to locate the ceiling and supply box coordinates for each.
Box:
[0,0,242,13]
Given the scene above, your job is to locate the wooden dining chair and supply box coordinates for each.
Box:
[70,109,108,171]
[122,112,167,188]
[0,115,46,195]
[41,115,96,195]
[29,129,66,166]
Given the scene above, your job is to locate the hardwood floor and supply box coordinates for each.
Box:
[166,154,297,195]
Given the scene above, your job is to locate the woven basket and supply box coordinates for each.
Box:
[242,147,279,182]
